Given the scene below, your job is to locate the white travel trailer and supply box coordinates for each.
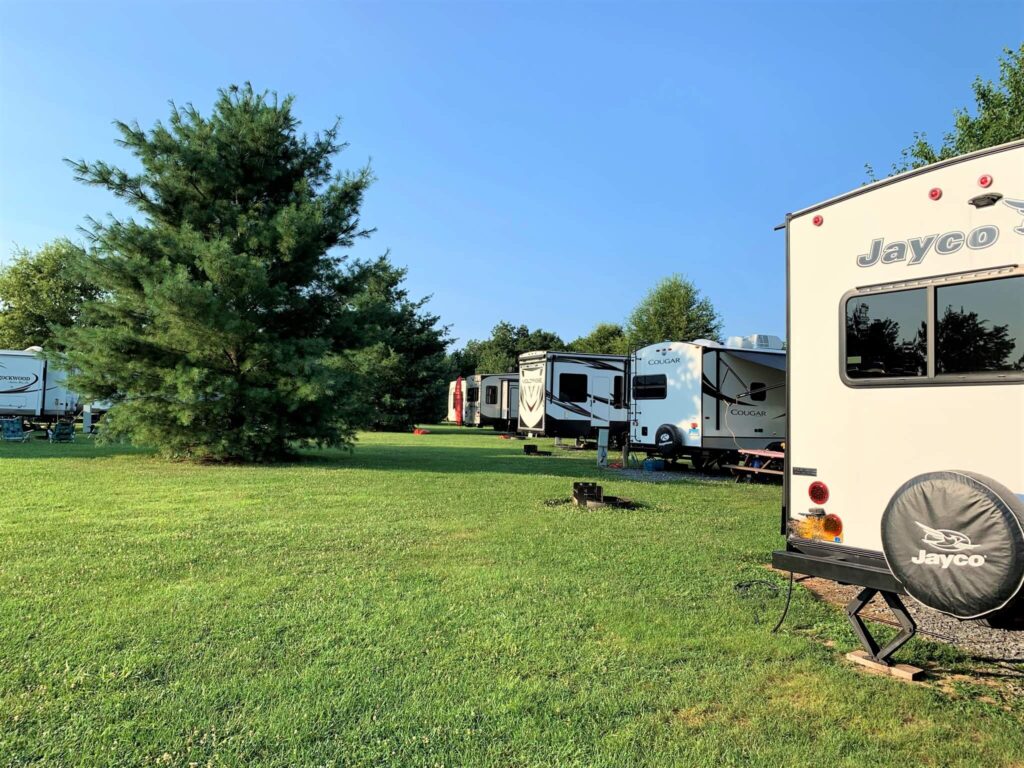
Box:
[773,140,1024,665]
[628,336,785,468]
[0,348,79,418]
[446,374,518,429]
[480,373,518,431]
[518,351,628,442]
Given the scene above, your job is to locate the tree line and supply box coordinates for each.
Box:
[446,273,723,377]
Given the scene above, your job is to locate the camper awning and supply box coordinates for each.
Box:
[727,351,786,371]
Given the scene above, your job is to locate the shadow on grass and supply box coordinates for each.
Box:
[299,443,603,479]
[0,437,604,480]
[0,440,150,460]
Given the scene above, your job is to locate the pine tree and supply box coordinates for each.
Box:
[60,85,374,461]
[348,256,451,430]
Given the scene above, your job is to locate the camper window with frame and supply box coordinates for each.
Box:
[485,386,498,405]
[935,276,1023,375]
[632,374,667,399]
[750,381,767,402]
[559,373,587,403]
[613,375,624,408]
[467,387,480,403]
[845,288,927,379]
[843,272,1023,384]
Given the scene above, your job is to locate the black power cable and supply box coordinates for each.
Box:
[734,571,794,632]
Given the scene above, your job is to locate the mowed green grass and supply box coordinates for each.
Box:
[1,427,1021,767]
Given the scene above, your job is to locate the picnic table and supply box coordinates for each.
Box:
[725,448,785,483]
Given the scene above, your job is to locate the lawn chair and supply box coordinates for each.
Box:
[49,421,75,443]
[1,419,33,443]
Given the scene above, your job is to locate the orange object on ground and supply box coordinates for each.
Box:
[413,428,431,435]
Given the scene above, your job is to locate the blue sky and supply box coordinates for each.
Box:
[1,1,1021,348]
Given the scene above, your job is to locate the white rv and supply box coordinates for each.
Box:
[628,335,785,468]
[481,373,518,431]
[517,351,628,442]
[773,140,1024,663]
[446,374,518,429]
[0,348,79,418]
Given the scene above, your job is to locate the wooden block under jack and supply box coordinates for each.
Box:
[845,650,925,681]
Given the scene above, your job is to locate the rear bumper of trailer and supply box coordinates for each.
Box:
[772,545,904,593]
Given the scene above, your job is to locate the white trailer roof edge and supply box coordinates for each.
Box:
[786,138,1024,221]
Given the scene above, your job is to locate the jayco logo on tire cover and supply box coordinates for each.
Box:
[909,521,986,568]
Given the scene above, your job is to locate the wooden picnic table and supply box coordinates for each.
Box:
[725,448,785,482]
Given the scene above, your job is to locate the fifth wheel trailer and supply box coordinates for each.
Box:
[517,351,627,442]
[772,139,1024,664]
[628,335,785,469]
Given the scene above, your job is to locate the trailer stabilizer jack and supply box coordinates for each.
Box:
[845,588,917,665]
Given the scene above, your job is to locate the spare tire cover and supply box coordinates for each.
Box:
[654,424,681,456]
[881,471,1024,620]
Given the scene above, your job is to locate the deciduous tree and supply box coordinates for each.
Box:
[0,239,98,349]
[887,44,1024,174]
[567,322,628,355]
[625,275,722,348]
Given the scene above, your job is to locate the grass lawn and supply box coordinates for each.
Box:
[1,426,1021,767]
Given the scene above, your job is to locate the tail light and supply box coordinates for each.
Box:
[822,514,843,539]
[808,481,829,505]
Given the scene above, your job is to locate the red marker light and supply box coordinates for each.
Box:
[979,174,993,188]
[812,215,824,227]
[929,187,942,200]
[808,481,829,505]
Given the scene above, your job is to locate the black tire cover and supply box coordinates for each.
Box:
[881,471,1024,620]
[654,424,681,457]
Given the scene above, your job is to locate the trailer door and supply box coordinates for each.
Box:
[590,373,612,427]
[507,382,519,420]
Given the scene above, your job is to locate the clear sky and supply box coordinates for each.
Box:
[1,1,1021,348]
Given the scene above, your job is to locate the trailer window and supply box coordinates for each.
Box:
[485,386,498,405]
[749,381,767,402]
[467,387,479,403]
[559,373,588,403]
[935,276,1023,375]
[613,375,624,409]
[632,374,667,399]
[845,289,927,379]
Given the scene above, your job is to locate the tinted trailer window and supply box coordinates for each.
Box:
[936,276,1023,374]
[845,288,927,379]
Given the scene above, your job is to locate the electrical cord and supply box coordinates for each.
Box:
[771,571,794,633]
[733,571,794,632]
